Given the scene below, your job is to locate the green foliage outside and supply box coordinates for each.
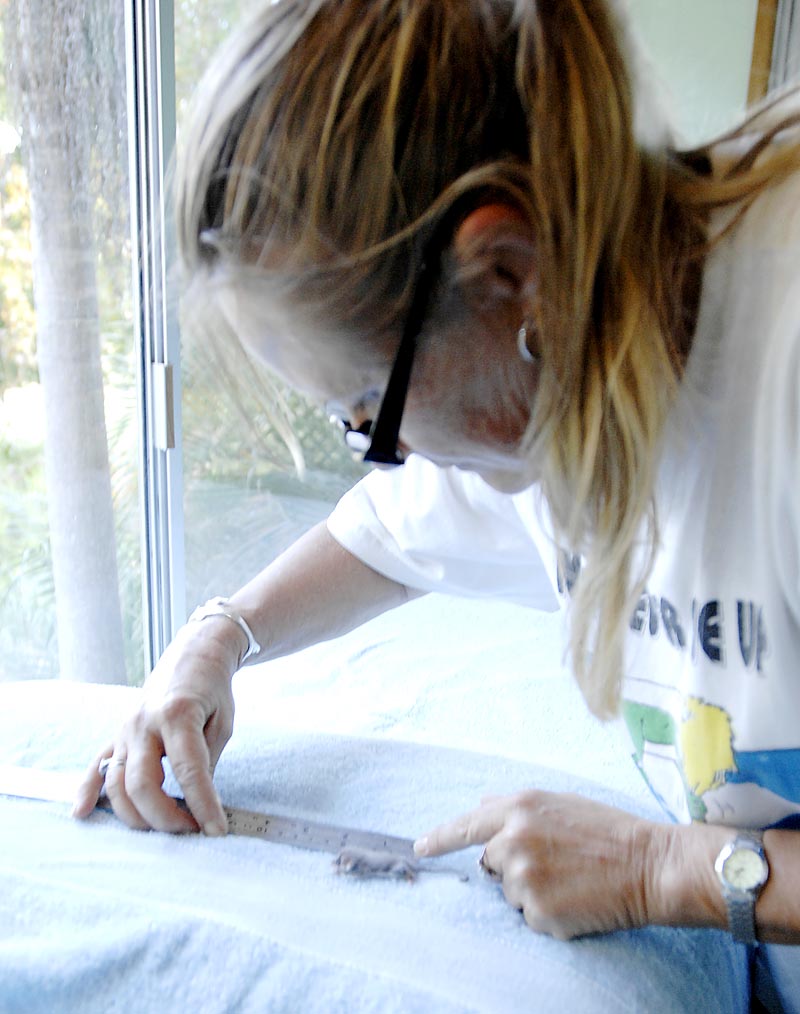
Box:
[0,2,366,685]
[0,10,50,678]
[175,0,367,626]
[0,0,139,681]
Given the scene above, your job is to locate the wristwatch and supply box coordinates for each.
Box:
[714,831,769,943]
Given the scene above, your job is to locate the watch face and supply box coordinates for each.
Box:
[722,846,768,891]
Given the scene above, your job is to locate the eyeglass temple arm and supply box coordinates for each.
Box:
[363,257,437,466]
[362,332,415,465]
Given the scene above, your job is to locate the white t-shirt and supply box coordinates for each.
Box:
[327,167,800,832]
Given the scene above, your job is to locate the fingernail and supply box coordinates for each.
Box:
[413,837,429,856]
[203,818,228,837]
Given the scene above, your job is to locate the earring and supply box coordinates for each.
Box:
[517,321,539,363]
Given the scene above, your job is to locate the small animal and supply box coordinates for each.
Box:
[333,846,468,882]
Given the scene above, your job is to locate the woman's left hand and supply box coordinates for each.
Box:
[414,790,669,939]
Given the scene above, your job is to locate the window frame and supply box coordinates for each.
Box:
[771,0,800,88]
[126,0,186,672]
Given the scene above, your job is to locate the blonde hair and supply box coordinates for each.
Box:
[176,0,800,718]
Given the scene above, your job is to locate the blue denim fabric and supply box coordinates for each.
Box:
[755,944,800,1013]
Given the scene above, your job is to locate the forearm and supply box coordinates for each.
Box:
[646,821,800,943]
[206,520,421,665]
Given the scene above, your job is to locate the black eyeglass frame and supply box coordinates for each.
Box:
[363,251,441,465]
[331,227,445,468]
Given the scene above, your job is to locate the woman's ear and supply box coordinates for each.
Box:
[452,203,536,302]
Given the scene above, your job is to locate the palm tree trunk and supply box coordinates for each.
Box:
[11,0,125,683]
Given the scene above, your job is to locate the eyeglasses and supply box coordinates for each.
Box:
[328,240,441,467]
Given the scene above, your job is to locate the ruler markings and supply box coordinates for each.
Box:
[0,764,416,860]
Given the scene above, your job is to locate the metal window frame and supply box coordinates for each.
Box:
[771,0,800,87]
[125,0,185,673]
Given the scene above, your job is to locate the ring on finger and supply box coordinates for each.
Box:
[478,848,501,882]
[98,755,127,779]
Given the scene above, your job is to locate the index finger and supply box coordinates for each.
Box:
[414,801,507,858]
[160,721,228,837]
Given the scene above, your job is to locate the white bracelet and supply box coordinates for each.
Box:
[188,597,262,667]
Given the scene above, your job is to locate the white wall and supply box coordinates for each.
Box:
[626,0,759,145]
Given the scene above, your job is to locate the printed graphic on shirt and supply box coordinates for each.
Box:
[628,592,770,672]
[556,554,770,674]
[622,690,800,827]
[555,553,799,826]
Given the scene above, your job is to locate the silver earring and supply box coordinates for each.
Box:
[517,321,539,363]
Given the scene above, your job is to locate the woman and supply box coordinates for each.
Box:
[75,0,800,1006]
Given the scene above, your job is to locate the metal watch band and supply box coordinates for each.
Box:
[188,597,262,667]
[716,830,767,944]
[728,890,758,944]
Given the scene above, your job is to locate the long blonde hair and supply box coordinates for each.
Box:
[176,0,800,718]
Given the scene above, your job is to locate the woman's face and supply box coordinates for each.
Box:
[218,206,541,493]
[221,282,541,494]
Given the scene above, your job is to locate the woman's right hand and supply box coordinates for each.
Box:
[70,524,414,834]
[72,620,242,836]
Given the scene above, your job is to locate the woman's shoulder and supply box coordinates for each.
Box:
[719,90,800,252]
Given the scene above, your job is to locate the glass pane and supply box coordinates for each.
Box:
[0,3,142,684]
[628,0,761,145]
[175,2,367,609]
